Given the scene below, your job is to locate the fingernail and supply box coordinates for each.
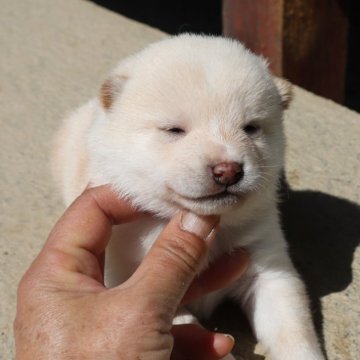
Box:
[213,333,235,356]
[223,334,235,342]
[180,211,219,242]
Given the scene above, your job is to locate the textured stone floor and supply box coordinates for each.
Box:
[0,1,359,359]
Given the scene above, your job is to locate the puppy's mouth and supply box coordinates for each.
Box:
[167,187,245,213]
[185,190,238,202]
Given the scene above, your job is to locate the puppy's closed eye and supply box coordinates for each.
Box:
[167,127,186,134]
[160,126,186,136]
[243,123,261,136]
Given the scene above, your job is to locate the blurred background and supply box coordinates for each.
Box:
[92,0,360,112]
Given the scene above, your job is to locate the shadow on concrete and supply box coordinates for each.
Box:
[205,178,360,359]
[279,180,360,357]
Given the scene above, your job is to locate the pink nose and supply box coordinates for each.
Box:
[211,162,244,186]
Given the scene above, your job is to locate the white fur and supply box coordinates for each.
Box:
[53,35,324,359]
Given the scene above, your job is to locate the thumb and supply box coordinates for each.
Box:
[131,211,219,314]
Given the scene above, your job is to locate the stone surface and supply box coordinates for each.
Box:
[0,0,359,359]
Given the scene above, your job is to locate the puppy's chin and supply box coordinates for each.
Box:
[166,190,246,216]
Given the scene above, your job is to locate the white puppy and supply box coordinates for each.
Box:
[53,34,324,360]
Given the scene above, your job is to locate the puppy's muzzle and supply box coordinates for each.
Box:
[211,162,244,186]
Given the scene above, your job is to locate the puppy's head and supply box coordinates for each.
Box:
[88,35,292,217]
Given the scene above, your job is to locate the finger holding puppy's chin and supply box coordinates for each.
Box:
[39,184,248,300]
[77,185,249,305]
[128,211,220,307]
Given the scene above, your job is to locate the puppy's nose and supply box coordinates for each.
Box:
[211,162,244,186]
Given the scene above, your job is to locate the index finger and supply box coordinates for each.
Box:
[46,185,141,256]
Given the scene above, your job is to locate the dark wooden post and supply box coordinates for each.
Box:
[223,0,349,103]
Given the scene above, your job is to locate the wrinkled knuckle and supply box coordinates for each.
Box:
[160,233,206,275]
[17,272,34,299]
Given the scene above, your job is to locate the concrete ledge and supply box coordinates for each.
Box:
[1,0,359,359]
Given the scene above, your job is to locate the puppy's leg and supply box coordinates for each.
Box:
[238,260,324,360]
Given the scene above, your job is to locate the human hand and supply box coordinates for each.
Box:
[14,185,249,359]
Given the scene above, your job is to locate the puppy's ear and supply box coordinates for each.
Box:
[273,77,293,109]
[100,75,128,110]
